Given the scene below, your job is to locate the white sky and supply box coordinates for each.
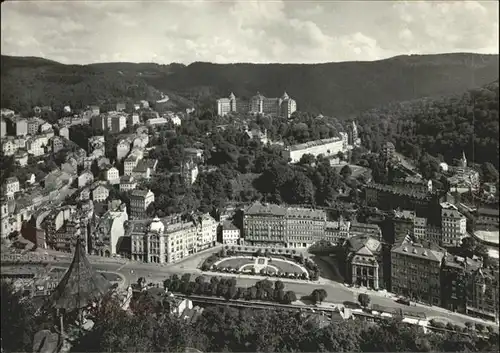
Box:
[1,0,498,64]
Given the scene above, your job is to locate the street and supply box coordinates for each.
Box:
[4,245,498,329]
[37,258,497,327]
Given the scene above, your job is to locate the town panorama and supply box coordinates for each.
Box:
[0,1,499,352]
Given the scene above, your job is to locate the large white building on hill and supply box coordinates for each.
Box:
[217,92,297,118]
[283,136,345,163]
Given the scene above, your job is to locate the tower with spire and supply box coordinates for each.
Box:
[461,151,467,168]
[45,236,112,336]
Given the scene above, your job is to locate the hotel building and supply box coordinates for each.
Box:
[217,92,297,118]
[243,202,326,248]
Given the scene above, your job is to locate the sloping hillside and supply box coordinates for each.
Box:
[1,53,498,116]
[153,53,498,115]
[0,56,184,113]
[356,80,499,167]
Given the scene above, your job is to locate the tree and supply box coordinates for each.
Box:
[274,280,285,292]
[340,164,352,178]
[1,281,46,353]
[282,291,297,304]
[195,276,205,284]
[481,162,499,182]
[358,293,371,308]
[310,289,328,304]
[181,273,191,283]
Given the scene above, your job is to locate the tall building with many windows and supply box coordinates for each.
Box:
[243,202,326,248]
[391,240,446,306]
[217,92,297,118]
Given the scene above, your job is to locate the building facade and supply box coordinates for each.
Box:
[221,221,241,245]
[344,235,384,290]
[466,266,499,323]
[217,92,297,118]
[243,202,326,248]
[440,202,467,247]
[129,189,155,219]
[391,241,445,306]
[283,136,345,163]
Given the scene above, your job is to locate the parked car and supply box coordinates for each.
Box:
[396,297,411,306]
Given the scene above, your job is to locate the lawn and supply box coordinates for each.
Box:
[216,256,307,275]
[215,257,254,270]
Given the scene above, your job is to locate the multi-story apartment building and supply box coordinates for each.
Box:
[324,217,351,245]
[78,170,94,188]
[476,207,499,230]
[195,213,218,250]
[283,136,345,163]
[119,175,137,192]
[466,266,499,323]
[129,189,155,219]
[217,91,297,118]
[124,155,141,176]
[6,116,28,137]
[391,240,446,306]
[128,113,140,126]
[50,136,65,154]
[4,177,20,196]
[441,254,483,313]
[104,167,120,185]
[110,114,127,133]
[392,210,416,244]
[364,183,442,223]
[243,202,326,248]
[221,221,241,245]
[440,202,467,247]
[129,216,198,264]
[344,235,384,290]
[348,121,359,146]
[394,177,433,194]
[27,117,44,135]
[350,221,382,240]
[132,159,158,180]
[26,136,48,157]
[181,159,199,185]
[116,139,132,161]
[90,204,128,257]
[92,185,109,202]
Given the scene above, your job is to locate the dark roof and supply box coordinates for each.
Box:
[46,237,111,310]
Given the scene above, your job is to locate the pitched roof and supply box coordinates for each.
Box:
[46,237,111,310]
[356,246,374,256]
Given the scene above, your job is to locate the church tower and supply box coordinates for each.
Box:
[461,151,467,168]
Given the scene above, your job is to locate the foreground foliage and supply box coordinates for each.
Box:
[2,281,498,353]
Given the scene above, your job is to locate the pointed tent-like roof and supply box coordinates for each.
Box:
[47,237,111,311]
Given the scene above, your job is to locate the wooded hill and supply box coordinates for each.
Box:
[356,80,499,168]
[1,53,498,116]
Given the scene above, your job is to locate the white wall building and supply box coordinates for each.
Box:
[105,167,120,185]
[221,221,241,245]
[441,202,467,247]
[283,136,345,163]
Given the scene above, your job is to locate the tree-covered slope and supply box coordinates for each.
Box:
[1,53,498,116]
[0,56,182,113]
[356,80,499,167]
[154,53,498,115]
